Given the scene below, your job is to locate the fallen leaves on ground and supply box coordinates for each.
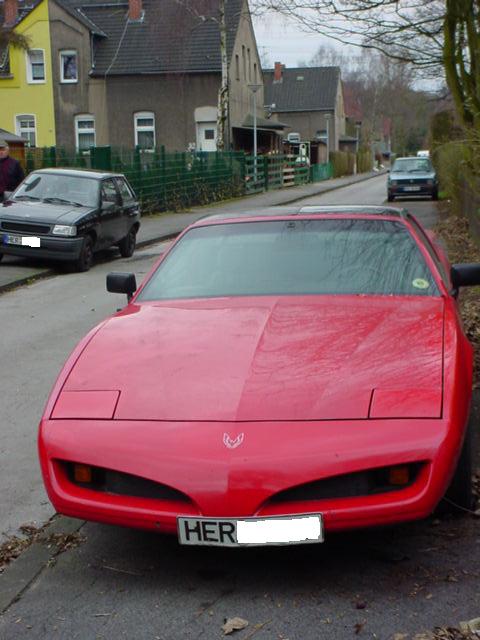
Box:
[0,535,33,572]
[44,532,86,552]
[222,617,249,635]
[0,524,85,572]
[393,619,480,639]
[435,213,480,388]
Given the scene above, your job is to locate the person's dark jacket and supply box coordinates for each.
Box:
[0,156,25,199]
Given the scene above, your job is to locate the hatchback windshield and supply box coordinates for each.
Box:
[392,158,433,173]
[13,173,99,207]
[138,219,439,300]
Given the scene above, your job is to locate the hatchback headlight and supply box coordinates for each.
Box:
[389,180,397,186]
[427,179,434,185]
[52,225,77,236]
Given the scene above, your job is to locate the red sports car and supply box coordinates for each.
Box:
[39,206,478,546]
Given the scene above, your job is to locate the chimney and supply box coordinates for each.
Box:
[4,0,19,26]
[273,61,283,83]
[128,0,143,21]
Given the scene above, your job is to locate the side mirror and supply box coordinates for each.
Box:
[3,191,12,200]
[107,272,137,302]
[102,201,116,212]
[451,263,480,290]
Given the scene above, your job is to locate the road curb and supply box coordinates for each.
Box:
[0,171,385,293]
[0,515,85,615]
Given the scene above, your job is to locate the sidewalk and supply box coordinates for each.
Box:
[0,170,383,292]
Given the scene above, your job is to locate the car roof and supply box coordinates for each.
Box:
[32,168,124,180]
[197,205,408,224]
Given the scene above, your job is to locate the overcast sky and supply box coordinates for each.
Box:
[252,12,340,69]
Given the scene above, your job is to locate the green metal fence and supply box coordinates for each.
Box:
[25,146,246,213]
[23,146,335,212]
[311,162,333,182]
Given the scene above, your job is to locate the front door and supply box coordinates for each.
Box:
[197,122,217,152]
[99,178,122,247]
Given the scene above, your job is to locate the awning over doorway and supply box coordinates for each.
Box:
[240,114,291,132]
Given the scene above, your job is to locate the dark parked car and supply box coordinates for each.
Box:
[387,157,438,202]
[0,168,141,271]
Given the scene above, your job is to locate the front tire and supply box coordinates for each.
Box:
[443,414,475,512]
[0,252,3,262]
[387,193,394,202]
[432,188,439,201]
[118,226,137,258]
[75,235,94,272]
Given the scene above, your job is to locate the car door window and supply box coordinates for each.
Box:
[101,179,118,206]
[115,178,135,205]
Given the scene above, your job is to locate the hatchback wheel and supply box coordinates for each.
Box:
[75,235,94,272]
[387,193,394,202]
[0,252,3,262]
[118,226,137,258]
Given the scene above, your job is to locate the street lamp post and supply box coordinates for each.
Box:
[248,83,262,182]
[324,113,331,162]
[355,121,362,153]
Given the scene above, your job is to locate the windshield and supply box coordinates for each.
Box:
[13,173,99,207]
[138,219,439,300]
[392,158,433,173]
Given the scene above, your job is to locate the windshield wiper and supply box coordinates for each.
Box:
[13,195,41,201]
[43,197,84,207]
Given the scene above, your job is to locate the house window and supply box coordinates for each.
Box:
[247,48,251,81]
[16,114,36,147]
[254,62,257,83]
[60,50,78,83]
[75,115,95,150]
[26,49,45,83]
[204,129,215,140]
[235,54,240,81]
[242,45,246,80]
[134,111,155,150]
[0,47,10,76]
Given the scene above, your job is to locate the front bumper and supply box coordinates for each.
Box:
[38,417,462,536]
[0,233,84,261]
[388,184,437,197]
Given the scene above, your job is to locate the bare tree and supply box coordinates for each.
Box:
[252,0,444,73]
[252,0,480,137]
[258,46,272,69]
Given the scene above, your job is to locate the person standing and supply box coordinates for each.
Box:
[0,138,25,202]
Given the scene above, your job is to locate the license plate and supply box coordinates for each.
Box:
[177,514,324,547]
[2,234,41,247]
[403,186,421,192]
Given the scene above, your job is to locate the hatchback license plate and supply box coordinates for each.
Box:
[3,234,41,247]
[403,186,421,192]
[177,514,324,547]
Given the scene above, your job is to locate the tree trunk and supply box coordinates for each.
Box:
[216,0,229,151]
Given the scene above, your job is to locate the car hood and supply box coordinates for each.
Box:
[1,200,93,224]
[390,171,436,181]
[60,296,445,422]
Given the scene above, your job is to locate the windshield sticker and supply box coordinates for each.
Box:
[412,278,430,289]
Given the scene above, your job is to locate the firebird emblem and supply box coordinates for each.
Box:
[223,433,244,449]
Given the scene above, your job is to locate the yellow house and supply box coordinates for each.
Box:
[0,0,56,147]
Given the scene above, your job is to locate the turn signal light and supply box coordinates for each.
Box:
[388,465,410,486]
[73,464,93,484]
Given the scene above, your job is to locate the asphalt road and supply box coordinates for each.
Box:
[1,175,479,640]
